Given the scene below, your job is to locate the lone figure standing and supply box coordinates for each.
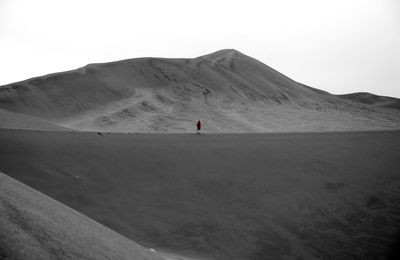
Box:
[196,120,202,134]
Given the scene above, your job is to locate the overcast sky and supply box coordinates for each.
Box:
[1,0,399,97]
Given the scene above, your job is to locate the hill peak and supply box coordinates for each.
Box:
[196,49,243,60]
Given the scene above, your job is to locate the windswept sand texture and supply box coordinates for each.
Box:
[0,49,399,132]
[1,129,400,259]
[0,171,165,260]
[339,92,400,110]
[0,108,70,131]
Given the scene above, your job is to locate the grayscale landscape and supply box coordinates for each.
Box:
[1,50,400,259]
[1,50,399,133]
[0,171,164,260]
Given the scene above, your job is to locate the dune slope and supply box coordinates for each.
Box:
[338,92,400,110]
[1,50,399,132]
[0,108,70,131]
[0,171,164,260]
[1,130,400,259]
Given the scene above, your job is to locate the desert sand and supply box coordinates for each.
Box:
[1,50,399,133]
[1,49,399,259]
[339,92,400,110]
[1,129,399,259]
[0,171,164,260]
[0,108,70,131]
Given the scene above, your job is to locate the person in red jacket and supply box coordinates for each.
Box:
[196,120,201,134]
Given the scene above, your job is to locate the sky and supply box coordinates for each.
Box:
[1,0,399,97]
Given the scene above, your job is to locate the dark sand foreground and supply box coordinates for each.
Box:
[0,171,164,260]
[1,130,400,259]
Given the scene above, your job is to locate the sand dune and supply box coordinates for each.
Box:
[1,129,399,259]
[0,171,164,260]
[1,50,399,132]
[338,92,400,110]
[0,108,70,131]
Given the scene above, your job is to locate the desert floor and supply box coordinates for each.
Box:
[1,130,400,259]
